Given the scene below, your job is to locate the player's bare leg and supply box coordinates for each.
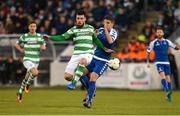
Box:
[25,68,38,93]
[17,71,30,102]
[67,58,87,90]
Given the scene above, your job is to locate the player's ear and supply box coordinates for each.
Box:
[84,16,86,22]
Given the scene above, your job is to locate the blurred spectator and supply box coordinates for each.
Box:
[15,57,26,84]
[6,56,16,84]
[0,0,142,34]
[168,48,179,90]
[115,7,128,32]
[174,0,180,22]
[142,19,155,42]
[117,47,130,62]
[0,56,7,85]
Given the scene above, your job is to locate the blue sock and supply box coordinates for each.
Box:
[167,82,171,91]
[80,76,89,89]
[161,79,169,91]
[88,81,96,103]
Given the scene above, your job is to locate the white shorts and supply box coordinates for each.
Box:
[23,61,39,71]
[65,54,93,75]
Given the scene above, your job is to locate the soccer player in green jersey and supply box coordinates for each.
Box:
[15,22,46,102]
[44,10,110,88]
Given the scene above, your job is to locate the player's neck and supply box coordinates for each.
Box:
[29,32,36,35]
[158,37,164,40]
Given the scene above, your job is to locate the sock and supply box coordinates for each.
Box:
[18,79,27,94]
[167,82,172,91]
[161,79,169,92]
[80,76,89,89]
[26,73,35,85]
[87,81,96,103]
[73,64,85,84]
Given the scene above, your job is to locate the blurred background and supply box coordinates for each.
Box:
[0,0,180,90]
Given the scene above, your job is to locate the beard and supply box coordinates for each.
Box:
[76,22,84,28]
[157,35,163,39]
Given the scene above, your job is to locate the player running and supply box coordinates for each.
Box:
[147,27,180,102]
[15,22,46,102]
[68,15,118,108]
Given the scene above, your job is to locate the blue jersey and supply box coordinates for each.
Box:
[94,27,117,61]
[86,27,117,76]
[147,38,176,65]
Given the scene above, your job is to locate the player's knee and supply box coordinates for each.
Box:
[90,72,98,81]
[31,68,39,77]
[79,58,87,65]
[64,73,73,81]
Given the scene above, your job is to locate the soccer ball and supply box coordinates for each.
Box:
[108,58,120,70]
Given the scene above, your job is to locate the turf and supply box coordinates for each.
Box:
[0,87,180,115]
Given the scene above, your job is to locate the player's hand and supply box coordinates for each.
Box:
[19,49,24,54]
[104,47,114,53]
[95,29,100,35]
[43,34,50,39]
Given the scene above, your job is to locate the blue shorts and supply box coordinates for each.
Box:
[156,64,171,75]
[86,58,108,76]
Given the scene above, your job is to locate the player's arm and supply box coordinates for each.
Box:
[43,28,73,41]
[167,39,180,50]
[40,37,46,50]
[104,26,117,44]
[146,41,154,67]
[93,34,114,53]
[104,27,113,44]
[15,35,24,53]
[175,44,180,50]
[146,52,150,68]
[93,33,104,49]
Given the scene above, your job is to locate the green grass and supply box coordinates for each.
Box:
[0,87,180,115]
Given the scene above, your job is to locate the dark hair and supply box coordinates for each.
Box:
[156,26,163,31]
[104,15,115,23]
[76,9,85,16]
[28,21,37,26]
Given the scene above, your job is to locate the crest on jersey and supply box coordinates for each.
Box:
[155,42,160,46]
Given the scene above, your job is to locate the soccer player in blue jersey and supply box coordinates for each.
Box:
[147,27,180,102]
[67,15,118,108]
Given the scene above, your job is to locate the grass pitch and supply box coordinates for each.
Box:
[0,87,180,115]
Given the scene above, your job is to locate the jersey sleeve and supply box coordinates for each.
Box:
[147,41,154,53]
[39,35,46,45]
[167,39,176,49]
[61,28,74,39]
[16,35,25,44]
[110,29,118,42]
[50,28,74,41]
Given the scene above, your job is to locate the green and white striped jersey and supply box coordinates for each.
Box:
[62,24,96,55]
[16,33,45,64]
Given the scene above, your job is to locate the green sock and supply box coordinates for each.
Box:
[73,64,85,84]
[26,73,35,85]
[18,79,27,94]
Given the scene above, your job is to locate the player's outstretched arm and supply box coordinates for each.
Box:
[146,52,150,68]
[175,44,180,50]
[43,29,73,41]
[43,35,68,41]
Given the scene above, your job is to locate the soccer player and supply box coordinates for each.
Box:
[68,15,118,108]
[15,22,46,102]
[43,10,111,87]
[147,27,180,102]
